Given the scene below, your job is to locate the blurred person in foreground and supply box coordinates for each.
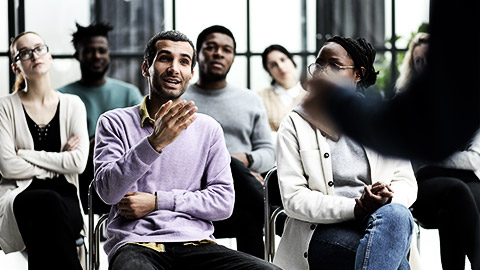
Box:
[398,32,480,270]
[302,0,480,162]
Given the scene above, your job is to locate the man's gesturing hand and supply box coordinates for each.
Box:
[148,100,198,153]
[117,192,156,219]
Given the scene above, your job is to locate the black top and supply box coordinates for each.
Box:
[23,103,76,195]
[24,104,61,152]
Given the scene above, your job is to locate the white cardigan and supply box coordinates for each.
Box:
[0,91,89,253]
[273,111,417,270]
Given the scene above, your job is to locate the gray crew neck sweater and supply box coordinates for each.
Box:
[183,83,275,173]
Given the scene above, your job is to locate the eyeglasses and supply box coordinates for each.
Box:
[14,45,49,62]
[307,62,355,77]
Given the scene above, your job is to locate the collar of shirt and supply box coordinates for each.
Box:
[139,96,155,127]
[273,82,301,98]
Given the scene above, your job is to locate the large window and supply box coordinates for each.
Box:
[1,0,9,97]
[2,0,430,97]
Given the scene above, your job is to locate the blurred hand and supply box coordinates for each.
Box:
[117,191,156,219]
[231,153,249,167]
[148,100,198,153]
[250,170,265,185]
[62,135,80,151]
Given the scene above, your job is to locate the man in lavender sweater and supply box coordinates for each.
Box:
[93,30,279,269]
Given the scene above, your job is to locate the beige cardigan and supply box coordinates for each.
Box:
[273,111,417,270]
[0,91,89,253]
[255,84,306,131]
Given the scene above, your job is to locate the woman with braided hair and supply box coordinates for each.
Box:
[273,36,417,270]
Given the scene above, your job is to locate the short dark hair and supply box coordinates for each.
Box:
[196,25,236,53]
[144,30,196,70]
[72,22,113,50]
[326,36,378,90]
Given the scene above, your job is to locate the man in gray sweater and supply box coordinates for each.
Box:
[183,25,275,259]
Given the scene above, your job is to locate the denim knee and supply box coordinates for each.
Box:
[373,203,414,234]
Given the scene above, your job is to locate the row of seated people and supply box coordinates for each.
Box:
[0,21,478,270]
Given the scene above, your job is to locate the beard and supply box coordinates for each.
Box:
[200,68,229,82]
[150,73,189,100]
[80,63,109,81]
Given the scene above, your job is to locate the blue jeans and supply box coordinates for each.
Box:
[308,203,413,270]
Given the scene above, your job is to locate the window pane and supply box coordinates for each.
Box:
[227,56,247,89]
[50,58,81,90]
[385,0,429,48]
[250,56,271,91]
[306,0,317,53]
[175,0,247,53]
[0,57,9,97]
[0,0,7,52]
[25,0,90,54]
[372,51,391,97]
[250,0,302,53]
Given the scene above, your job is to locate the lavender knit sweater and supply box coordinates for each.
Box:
[93,105,234,262]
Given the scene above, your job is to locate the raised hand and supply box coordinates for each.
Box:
[147,100,198,153]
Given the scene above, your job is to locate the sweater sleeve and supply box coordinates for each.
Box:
[156,126,234,221]
[249,95,276,173]
[387,159,418,207]
[16,96,89,175]
[277,115,356,224]
[0,98,56,180]
[94,114,161,204]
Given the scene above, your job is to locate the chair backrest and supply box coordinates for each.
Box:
[264,168,283,208]
[88,180,109,270]
[263,167,285,262]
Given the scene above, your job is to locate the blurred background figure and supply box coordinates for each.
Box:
[395,33,429,93]
[256,44,306,132]
[397,33,480,270]
[59,22,143,214]
[0,32,89,270]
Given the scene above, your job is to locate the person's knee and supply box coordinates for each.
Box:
[376,203,413,233]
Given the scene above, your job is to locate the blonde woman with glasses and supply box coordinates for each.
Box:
[0,32,88,269]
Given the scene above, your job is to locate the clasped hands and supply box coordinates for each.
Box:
[354,182,394,220]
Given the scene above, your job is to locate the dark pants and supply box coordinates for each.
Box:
[411,175,480,270]
[109,243,280,270]
[212,157,265,259]
[13,178,83,270]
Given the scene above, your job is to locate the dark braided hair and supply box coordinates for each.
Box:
[71,22,113,50]
[326,36,378,91]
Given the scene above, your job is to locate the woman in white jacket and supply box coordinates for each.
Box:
[274,36,417,270]
[0,32,88,269]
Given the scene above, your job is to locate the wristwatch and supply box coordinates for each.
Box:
[246,153,254,168]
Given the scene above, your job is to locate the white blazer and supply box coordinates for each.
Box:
[0,91,89,253]
[273,111,417,270]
